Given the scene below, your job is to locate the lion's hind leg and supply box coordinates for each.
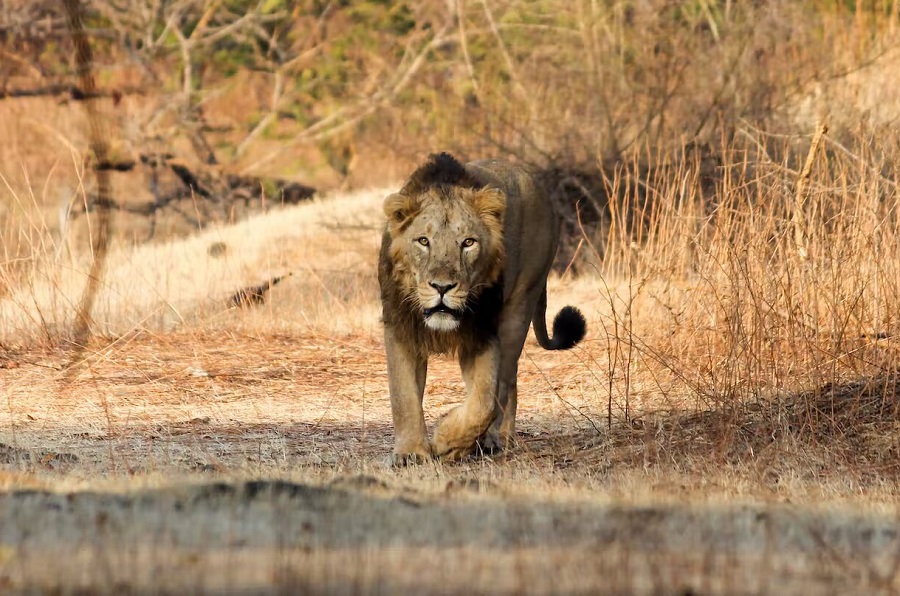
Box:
[477,296,535,454]
[478,376,518,454]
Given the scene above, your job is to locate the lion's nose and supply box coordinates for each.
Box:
[429,281,457,296]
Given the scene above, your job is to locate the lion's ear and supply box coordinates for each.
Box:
[383,193,420,227]
[471,187,506,223]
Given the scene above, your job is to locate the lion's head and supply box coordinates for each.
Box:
[382,154,505,333]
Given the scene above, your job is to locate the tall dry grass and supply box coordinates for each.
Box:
[603,128,897,387]
[553,124,900,477]
[3,125,898,455]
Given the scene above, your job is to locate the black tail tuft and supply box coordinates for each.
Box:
[549,306,586,350]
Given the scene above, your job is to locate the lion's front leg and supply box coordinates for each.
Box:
[431,339,500,460]
[385,326,431,465]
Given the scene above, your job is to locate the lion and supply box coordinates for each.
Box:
[378,152,586,463]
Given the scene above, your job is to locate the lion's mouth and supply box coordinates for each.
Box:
[423,303,463,319]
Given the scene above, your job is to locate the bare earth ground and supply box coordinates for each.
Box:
[1,189,900,594]
[2,331,900,595]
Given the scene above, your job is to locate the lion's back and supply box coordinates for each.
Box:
[465,160,548,211]
[465,160,559,290]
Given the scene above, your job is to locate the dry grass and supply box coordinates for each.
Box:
[0,187,389,340]
[2,58,900,593]
[1,143,900,590]
[2,3,900,591]
[1,132,900,494]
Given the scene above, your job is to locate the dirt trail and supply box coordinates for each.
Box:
[1,333,899,593]
[0,330,601,476]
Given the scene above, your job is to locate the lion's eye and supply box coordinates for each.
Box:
[462,238,476,248]
[416,237,430,247]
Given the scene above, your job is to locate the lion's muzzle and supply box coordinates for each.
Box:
[423,302,463,318]
[422,297,464,332]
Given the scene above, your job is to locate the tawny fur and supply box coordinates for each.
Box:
[378,152,586,463]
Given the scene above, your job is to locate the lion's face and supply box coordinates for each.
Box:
[383,186,505,332]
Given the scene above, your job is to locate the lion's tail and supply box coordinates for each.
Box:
[532,285,586,350]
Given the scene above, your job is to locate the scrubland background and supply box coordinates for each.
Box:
[1,1,900,592]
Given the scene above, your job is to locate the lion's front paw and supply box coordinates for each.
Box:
[431,441,476,462]
[431,406,486,462]
[391,452,431,466]
[390,442,433,467]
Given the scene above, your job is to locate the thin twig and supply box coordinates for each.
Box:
[792,121,828,260]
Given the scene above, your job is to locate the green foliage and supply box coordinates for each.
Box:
[214,141,236,161]
[259,178,281,197]
[39,41,68,76]
[813,0,895,13]
[260,0,289,13]
[347,2,416,35]
[28,0,896,181]
[212,45,257,76]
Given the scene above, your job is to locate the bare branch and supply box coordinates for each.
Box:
[456,0,480,100]
[239,21,455,175]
